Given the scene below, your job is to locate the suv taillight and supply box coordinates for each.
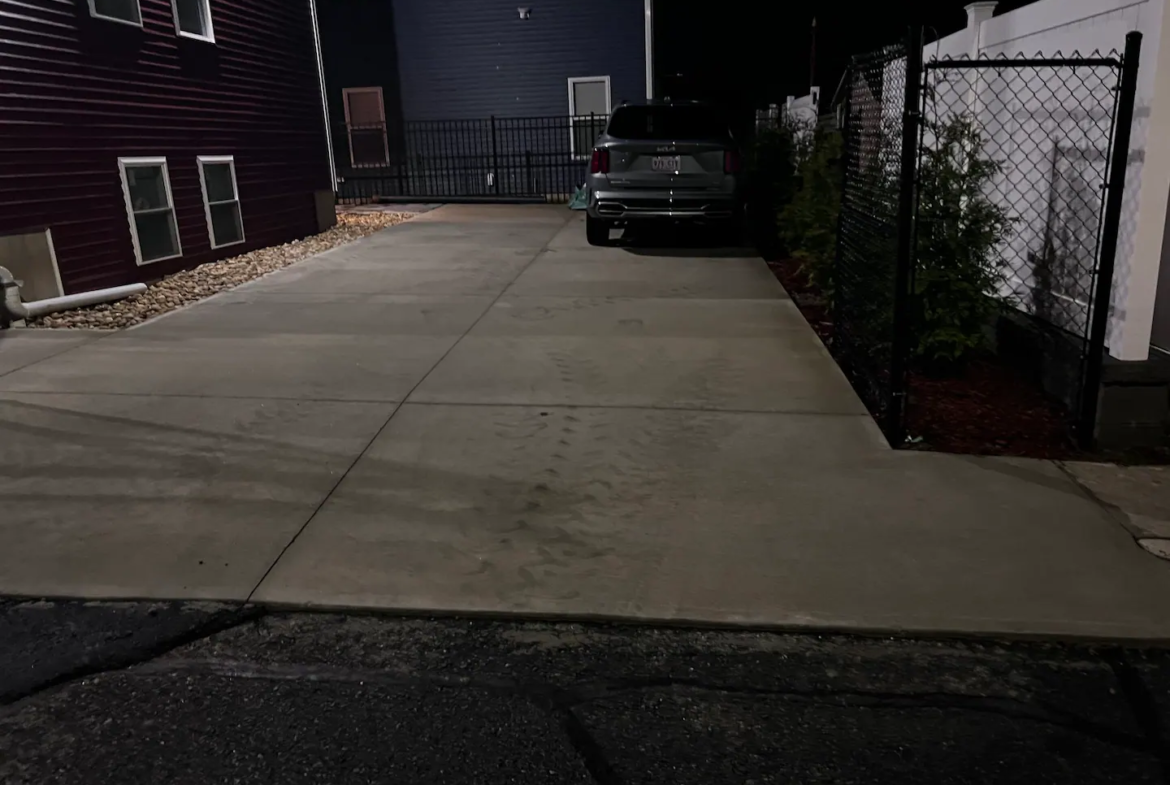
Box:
[590,148,609,174]
[724,150,741,174]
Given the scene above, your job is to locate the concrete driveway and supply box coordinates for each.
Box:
[1,205,1168,639]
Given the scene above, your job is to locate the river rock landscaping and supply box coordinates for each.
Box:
[26,211,411,330]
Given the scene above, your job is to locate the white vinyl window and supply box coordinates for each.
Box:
[118,158,182,265]
[197,156,245,249]
[88,0,143,26]
[568,76,611,159]
[171,0,215,42]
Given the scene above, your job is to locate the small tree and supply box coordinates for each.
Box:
[746,116,806,206]
[745,113,813,253]
[912,113,1013,368]
[779,130,844,296]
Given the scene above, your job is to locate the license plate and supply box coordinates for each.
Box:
[651,155,681,172]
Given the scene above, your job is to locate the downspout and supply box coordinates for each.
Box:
[309,0,337,191]
[0,267,29,327]
[644,0,654,100]
[0,267,146,327]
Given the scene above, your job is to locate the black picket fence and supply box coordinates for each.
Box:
[834,29,1142,447]
[334,114,609,203]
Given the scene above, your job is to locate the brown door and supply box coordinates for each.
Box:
[343,87,390,167]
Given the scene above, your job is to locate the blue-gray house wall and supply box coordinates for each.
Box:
[391,0,646,122]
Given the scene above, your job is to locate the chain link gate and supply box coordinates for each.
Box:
[833,31,923,444]
[834,29,1141,448]
[917,33,1140,448]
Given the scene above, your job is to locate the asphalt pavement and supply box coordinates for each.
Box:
[2,600,1168,784]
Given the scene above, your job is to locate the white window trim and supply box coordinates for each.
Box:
[197,155,245,250]
[171,0,215,43]
[342,86,390,167]
[87,0,144,28]
[118,156,183,266]
[568,75,612,160]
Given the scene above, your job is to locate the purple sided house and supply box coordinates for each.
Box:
[0,0,336,297]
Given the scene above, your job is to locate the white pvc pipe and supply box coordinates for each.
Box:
[0,266,27,323]
[644,0,654,100]
[22,283,147,318]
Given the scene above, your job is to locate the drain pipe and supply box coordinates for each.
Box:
[0,266,146,326]
[0,267,29,327]
[21,284,147,318]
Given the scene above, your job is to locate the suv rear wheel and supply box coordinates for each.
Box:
[586,215,611,246]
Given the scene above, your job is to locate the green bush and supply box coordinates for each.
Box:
[744,115,810,251]
[765,112,1012,373]
[912,113,1014,367]
[746,123,800,208]
[779,130,844,295]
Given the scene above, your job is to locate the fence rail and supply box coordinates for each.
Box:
[334,114,609,203]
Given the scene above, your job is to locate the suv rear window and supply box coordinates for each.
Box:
[605,105,729,141]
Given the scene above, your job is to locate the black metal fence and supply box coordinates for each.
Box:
[833,28,1141,447]
[334,114,609,203]
[920,40,1141,444]
[833,37,920,439]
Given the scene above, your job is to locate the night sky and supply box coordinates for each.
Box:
[655,0,1040,107]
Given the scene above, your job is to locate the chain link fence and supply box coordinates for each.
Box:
[919,50,1133,429]
[832,30,1140,447]
[922,57,1120,338]
[833,38,918,440]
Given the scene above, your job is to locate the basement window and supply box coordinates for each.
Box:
[118,158,182,265]
[198,156,245,248]
[88,0,143,26]
[172,0,215,42]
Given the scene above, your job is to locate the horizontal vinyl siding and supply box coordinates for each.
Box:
[0,0,332,293]
[315,0,406,175]
[391,0,645,122]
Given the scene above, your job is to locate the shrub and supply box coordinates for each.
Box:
[779,130,844,295]
[912,113,1014,367]
[744,114,810,251]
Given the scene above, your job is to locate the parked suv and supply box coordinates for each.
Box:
[584,100,742,245]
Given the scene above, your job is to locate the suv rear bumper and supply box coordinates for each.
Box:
[587,189,739,222]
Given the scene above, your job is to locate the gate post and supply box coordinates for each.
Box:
[490,116,500,194]
[887,26,925,445]
[1080,31,1143,448]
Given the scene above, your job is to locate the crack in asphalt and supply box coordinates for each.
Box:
[0,604,265,709]
[5,607,1168,785]
[133,657,628,784]
[555,702,627,785]
[136,657,1161,761]
[1105,649,1170,783]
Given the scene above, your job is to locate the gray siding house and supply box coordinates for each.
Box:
[316,0,653,200]
[393,0,648,121]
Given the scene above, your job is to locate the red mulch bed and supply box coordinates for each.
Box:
[767,259,833,345]
[904,360,1077,459]
[766,257,1084,459]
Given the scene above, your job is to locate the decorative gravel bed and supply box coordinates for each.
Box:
[26,211,411,330]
